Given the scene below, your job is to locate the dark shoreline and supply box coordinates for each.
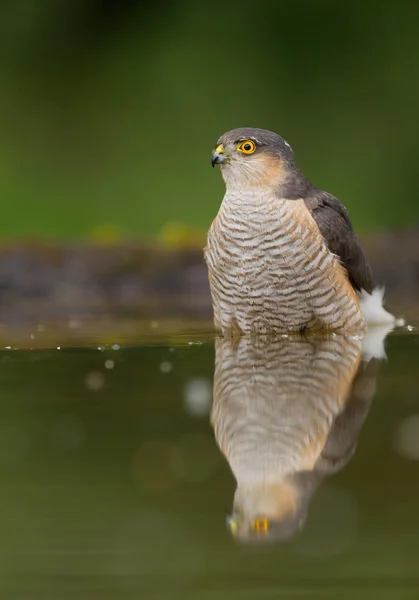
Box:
[0,227,417,324]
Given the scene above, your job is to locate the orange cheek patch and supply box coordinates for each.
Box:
[252,154,284,186]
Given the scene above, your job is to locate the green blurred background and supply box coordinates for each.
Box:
[1,0,419,242]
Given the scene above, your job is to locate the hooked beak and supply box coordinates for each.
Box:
[211,144,227,167]
[226,512,239,535]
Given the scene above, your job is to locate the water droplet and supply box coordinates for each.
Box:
[183,378,212,417]
[112,344,120,351]
[105,360,115,370]
[394,415,419,460]
[160,361,172,373]
[84,371,105,392]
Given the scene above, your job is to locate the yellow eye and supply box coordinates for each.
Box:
[251,518,270,533]
[237,140,256,154]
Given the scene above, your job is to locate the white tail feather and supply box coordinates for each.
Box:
[361,322,394,362]
[358,287,405,361]
[358,288,400,325]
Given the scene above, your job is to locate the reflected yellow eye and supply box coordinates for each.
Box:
[251,518,270,533]
[237,140,256,154]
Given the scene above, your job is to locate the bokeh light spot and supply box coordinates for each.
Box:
[183,378,212,417]
[394,415,419,460]
[84,370,105,391]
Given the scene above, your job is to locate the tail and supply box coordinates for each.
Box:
[358,288,404,327]
[358,287,404,361]
[361,322,394,362]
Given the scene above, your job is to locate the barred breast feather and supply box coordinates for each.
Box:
[211,334,363,485]
[211,333,377,541]
[204,189,366,335]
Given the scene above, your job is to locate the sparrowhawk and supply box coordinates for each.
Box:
[211,332,379,543]
[205,127,399,335]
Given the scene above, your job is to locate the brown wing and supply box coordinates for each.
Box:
[304,191,374,293]
[315,357,379,474]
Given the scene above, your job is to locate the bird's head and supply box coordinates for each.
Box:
[226,479,307,544]
[211,127,298,191]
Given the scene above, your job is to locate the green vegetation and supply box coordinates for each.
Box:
[1,1,418,240]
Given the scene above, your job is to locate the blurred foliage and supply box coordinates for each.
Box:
[1,0,419,241]
[157,222,206,249]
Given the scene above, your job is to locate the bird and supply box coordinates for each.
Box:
[211,332,380,543]
[205,127,400,335]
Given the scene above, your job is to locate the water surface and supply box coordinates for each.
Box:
[0,321,418,599]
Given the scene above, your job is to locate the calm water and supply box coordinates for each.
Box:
[0,321,419,599]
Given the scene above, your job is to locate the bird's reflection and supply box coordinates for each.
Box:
[211,330,387,543]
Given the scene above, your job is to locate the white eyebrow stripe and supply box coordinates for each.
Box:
[237,137,264,145]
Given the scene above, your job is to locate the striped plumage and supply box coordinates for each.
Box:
[206,127,398,335]
[211,333,377,542]
[206,189,363,334]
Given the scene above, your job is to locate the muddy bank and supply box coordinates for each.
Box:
[0,227,417,324]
